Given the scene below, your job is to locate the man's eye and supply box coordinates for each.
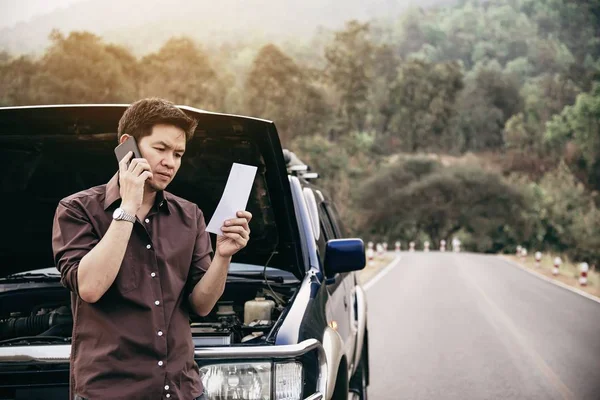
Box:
[175,153,183,158]
[155,147,165,152]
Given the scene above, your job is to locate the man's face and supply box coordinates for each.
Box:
[136,123,186,192]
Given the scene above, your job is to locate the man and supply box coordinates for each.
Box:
[52,98,252,400]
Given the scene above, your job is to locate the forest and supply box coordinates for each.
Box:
[1,0,599,263]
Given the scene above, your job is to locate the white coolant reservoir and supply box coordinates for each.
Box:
[244,297,275,325]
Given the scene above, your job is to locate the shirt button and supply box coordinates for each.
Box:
[158,330,163,336]
[146,244,152,249]
[145,218,150,223]
[155,300,160,306]
[158,361,164,367]
[164,385,170,390]
[151,272,156,278]
[166,395,171,398]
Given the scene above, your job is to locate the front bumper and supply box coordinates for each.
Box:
[0,339,327,400]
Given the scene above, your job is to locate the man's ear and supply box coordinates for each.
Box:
[119,134,131,145]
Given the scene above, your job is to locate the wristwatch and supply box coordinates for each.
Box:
[112,207,136,223]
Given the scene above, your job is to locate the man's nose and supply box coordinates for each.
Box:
[162,153,175,168]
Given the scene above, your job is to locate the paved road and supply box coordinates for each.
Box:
[365,252,600,400]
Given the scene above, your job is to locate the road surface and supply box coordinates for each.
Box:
[365,252,600,400]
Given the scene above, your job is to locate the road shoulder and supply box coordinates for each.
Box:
[499,255,600,305]
[359,252,401,290]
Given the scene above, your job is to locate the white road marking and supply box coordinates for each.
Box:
[363,254,403,291]
[500,256,600,305]
[460,257,576,400]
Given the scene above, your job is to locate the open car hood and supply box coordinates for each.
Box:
[0,105,304,279]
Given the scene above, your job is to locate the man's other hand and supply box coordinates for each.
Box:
[216,211,252,258]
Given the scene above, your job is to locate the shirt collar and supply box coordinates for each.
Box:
[103,172,171,214]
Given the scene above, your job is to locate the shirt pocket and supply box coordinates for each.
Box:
[115,253,140,293]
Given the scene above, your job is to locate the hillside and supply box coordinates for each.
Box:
[0,0,453,55]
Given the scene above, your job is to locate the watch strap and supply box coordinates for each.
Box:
[120,211,136,223]
[114,208,136,223]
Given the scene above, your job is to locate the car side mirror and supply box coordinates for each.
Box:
[324,239,366,277]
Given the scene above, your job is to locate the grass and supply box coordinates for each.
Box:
[504,253,600,299]
[358,252,397,286]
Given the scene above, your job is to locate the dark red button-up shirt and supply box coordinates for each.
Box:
[52,172,213,400]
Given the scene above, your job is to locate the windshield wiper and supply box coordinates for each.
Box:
[0,336,70,346]
[1,272,60,281]
[226,272,288,283]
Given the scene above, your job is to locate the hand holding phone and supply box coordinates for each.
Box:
[114,136,151,214]
[114,136,142,165]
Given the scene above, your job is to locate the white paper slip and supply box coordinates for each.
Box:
[206,163,258,235]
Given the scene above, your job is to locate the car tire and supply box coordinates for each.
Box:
[349,336,368,400]
[331,359,349,400]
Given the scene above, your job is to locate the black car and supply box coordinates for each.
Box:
[0,105,369,400]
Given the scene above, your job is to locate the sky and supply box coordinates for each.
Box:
[0,0,83,28]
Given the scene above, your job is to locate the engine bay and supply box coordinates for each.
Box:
[0,281,295,347]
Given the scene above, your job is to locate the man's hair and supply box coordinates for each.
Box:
[117,98,198,142]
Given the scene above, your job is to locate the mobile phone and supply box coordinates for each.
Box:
[114,136,142,166]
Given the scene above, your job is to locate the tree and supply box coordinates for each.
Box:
[324,21,374,137]
[545,83,600,190]
[0,55,40,106]
[140,37,226,111]
[369,45,401,136]
[504,73,580,154]
[535,161,600,263]
[387,59,463,152]
[356,157,531,250]
[33,30,140,104]
[245,44,330,144]
[454,61,523,151]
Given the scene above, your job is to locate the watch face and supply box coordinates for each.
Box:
[113,208,123,219]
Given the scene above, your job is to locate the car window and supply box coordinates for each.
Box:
[319,203,336,241]
[324,203,347,238]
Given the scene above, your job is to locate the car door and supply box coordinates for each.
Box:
[317,199,357,368]
[321,201,359,369]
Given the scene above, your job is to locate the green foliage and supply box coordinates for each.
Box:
[534,162,600,263]
[291,132,380,233]
[1,0,599,260]
[357,156,531,250]
[545,83,600,189]
[453,61,523,151]
[245,44,330,144]
[0,30,141,105]
[324,21,374,136]
[504,73,580,154]
[386,59,463,152]
[0,55,40,106]
[140,37,225,111]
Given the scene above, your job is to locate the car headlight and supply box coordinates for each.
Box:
[275,362,303,400]
[200,361,303,400]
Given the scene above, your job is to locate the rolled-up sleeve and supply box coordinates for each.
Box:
[52,200,99,296]
[185,207,213,296]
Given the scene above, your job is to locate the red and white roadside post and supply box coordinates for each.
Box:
[440,240,446,252]
[553,257,561,276]
[452,237,461,253]
[579,262,589,286]
[424,241,430,252]
[520,248,527,259]
[409,241,415,252]
[535,251,542,268]
[516,245,522,257]
[376,243,384,257]
[395,241,401,253]
[366,242,374,266]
